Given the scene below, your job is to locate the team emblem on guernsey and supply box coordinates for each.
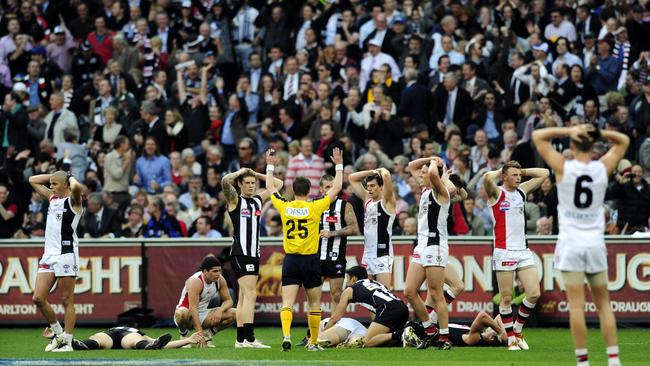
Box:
[254,210,261,216]
[499,200,511,211]
[240,208,252,218]
[56,213,62,221]
[325,216,338,223]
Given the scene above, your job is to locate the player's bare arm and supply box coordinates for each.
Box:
[211,277,234,324]
[69,177,84,213]
[378,168,396,212]
[265,150,280,194]
[429,157,449,204]
[164,332,203,349]
[29,174,54,200]
[407,157,436,187]
[252,170,284,201]
[222,170,244,209]
[451,188,468,204]
[600,130,630,175]
[348,170,373,201]
[185,278,207,346]
[482,170,501,203]
[326,147,344,201]
[324,288,353,331]
[320,203,359,239]
[532,126,581,180]
[519,168,550,195]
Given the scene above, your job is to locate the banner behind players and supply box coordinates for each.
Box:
[1,237,649,324]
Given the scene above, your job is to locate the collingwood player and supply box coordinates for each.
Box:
[222,167,283,348]
[267,148,344,351]
[174,256,236,348]
[325,266,409,348]
[533,125,627,366]
[483,161,549,350]
[403,156,464,349]
[44,326,201,350]
[349,168,396,288]
[29,171,83,352]
[318,175,359,310]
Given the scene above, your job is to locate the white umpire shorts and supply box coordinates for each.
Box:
[554,243,608,274]
[492,248,535,271]
[362,255,393,275]
[412,245,448,267]
[38,252,79,277]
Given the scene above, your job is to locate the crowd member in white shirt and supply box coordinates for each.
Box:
[544,8,577,43]
[360,39,400,90]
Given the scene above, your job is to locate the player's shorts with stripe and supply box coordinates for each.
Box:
[361,255,393,275]
[321,259,347,278]
[554,243,608,274]
[374,301,409,332]
[412,245,448,267]
[282,253,322,289]
[231,255,260,278]
[38,252,79,277]
[492,248,535,271]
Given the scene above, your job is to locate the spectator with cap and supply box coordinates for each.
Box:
[589,36,621,96]
[71,40,104,86]
[360,38,400,90]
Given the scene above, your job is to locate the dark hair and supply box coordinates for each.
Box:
[200,255,222,272]
[293,177,311,196]
[573,128,600,152]
[114,135,129,149]
[463,61,477,73]
[501,160,522,175]
[449,173,466,189]
[319,174,334,187]
[346,266,368,280]
[238,170,257,184]
[487,144,501,159]
[364,172,383,187]
[197,215,212,227]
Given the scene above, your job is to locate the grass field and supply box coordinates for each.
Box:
[0,327,648,365]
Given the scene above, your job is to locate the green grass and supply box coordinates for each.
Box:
[0,327,648,365]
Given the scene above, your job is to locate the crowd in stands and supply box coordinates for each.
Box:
[1,0,650,240]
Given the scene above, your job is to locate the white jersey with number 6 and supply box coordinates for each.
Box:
[556,160,608,247]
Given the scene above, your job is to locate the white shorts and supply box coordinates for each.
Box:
[38,253,79,277]
[337,318,367,341]
[412,245,448,267]
[361,255,393,275]
[492,248,535,271]
[554,244,608,274]
[174,306,215,328]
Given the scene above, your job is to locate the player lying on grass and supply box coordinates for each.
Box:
[43,326,202,350]
[316,317,367,348]
[325,266,409,348]
[174,255,236,347]
[403,310,507,348]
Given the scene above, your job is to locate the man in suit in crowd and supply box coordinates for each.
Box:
[431,72,472,140]
[82,192,122,238]
[397,69,431,126]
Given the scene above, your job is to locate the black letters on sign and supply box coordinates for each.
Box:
[573,175,593,208]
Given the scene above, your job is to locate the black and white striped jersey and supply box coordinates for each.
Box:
[229,195,263,258]
[350,279,401,313]
[319,198,347,262]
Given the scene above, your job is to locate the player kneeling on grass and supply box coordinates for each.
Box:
[317,317,367,348]
[403,310,506,349]
[324,266,408,348]
[44,326,202,350]
[174,255,236,347]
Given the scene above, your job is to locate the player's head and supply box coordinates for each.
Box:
[49,171,71,196]
[445,173,465,197]
[570,125,600,153]
[345,266,368,286]
[319,174,334,196]
[293,177,311,197]
[238,170,257,197]
[200,255,222,283]
[501,160,522,189]
[363,173,384,199]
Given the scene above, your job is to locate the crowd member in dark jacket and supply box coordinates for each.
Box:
[610,164,650,232]
[0,92,29,153]
[365,96,404,158]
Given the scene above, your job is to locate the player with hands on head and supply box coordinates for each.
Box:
[267,147,345,351]
[29,171,84,352]
[532,124,628,366]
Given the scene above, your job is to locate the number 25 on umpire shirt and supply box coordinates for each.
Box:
[271,192,331,255]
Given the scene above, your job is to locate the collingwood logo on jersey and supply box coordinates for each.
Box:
[286,207,309,217]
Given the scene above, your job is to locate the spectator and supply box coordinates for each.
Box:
[94,106,127,147]
[0,183,17,238]
[366,96,403,158]
[87,15,114,64]
[589,37,621,96]
[192,215,222,238]
[536,216,553,235]
[103,135,135,213]
[360,38,401,91]
[81,192,122,239]
[285,137,325,198]
[135,137,171,194]
[144,196,182,238]
[56,128,87,181]
[463,197,486,236]
[610,164,650,233]
[0,92,29,154]
[544,8,577,43]
[431,72,472,140]
[397,68,431,126]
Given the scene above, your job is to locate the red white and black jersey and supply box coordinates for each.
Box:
[44,196,81,256]
[176,271,219,310]
[363,199,395,258]
[319,198,347,262]
[229,195,263,258]
[489,187,527,250]
[416,188,450,248]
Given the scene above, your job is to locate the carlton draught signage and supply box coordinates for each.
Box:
[0,237,648,325]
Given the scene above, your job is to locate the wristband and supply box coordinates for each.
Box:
[335,164,344,171]
[266,165,275,172]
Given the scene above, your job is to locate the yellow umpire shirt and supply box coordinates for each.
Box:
[270,192,331,255]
